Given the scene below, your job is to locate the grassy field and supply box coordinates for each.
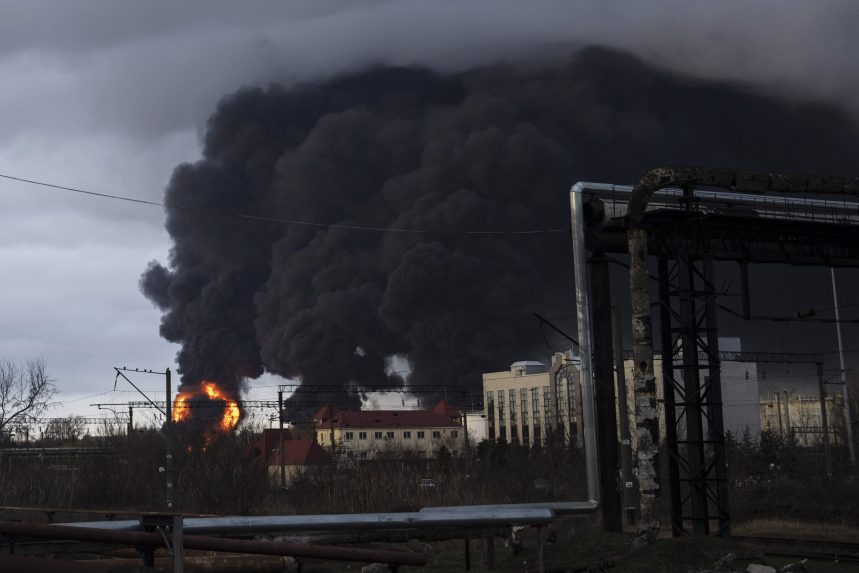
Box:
[297,518,859,572]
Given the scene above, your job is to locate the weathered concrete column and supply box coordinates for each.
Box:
[628,227,660,538]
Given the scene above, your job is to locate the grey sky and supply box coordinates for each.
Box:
[1,1,857,425]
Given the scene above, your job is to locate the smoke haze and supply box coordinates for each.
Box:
[140,46,859,404]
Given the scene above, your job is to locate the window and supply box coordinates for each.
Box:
[450,431,458,438]
[374,431,383,439]
[432,431,441,439]
[385,431,395,439]
[360,452,368,459]
[344,432,353,440]
[404,431,412,439]
[417,431,425,439]
[359,431,367,440]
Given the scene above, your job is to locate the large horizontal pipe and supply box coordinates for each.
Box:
[0,554,291,573]
[0,555,96,573]
[420,501,598,516]
[63,508,555,534]
[580,183,859,228]
[0,521,426,566]
[626,167,859,227]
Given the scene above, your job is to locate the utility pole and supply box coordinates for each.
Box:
[831,268,857,466]
[165,368,172,424]
[775,392,783,437]
[128,405,134,445]
[783,391,792,440]
[278,390,285,488]
[589,252,622,532]
[330,403,335,455]
[817,362,832,477]
[112,364,180,570]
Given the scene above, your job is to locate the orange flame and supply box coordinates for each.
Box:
[172,380,240,432]
[173,393,191,423]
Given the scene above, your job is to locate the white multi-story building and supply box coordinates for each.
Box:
[482,353,582,447]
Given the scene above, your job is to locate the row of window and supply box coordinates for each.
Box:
[343,449,459,460]
[340,430,458,441]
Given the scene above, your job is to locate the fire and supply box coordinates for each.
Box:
[172,380,240,432]
[173,393,191,423]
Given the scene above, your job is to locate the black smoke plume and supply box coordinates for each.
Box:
[141,46,859,407]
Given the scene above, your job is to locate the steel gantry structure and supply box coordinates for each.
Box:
[570,168,859,537]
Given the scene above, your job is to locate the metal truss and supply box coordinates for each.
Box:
[658,256,730,537]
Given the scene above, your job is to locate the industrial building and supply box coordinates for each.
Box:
[482,339,762,451]
[760,393,846,446]
[312,401,464,459]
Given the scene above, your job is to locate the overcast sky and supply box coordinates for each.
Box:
[2,1,858,427]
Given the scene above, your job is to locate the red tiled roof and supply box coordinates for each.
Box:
[314,401,462,430]
[266,438,328,466]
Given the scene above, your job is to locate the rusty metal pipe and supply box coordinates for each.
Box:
[84,555,292,572]
[0,555,293,573]
[625,166,859,539]
[0,521,426,566]
[0,555,97,572]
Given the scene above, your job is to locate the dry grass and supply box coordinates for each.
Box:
[733,517,859,543]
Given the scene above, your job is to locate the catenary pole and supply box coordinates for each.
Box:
[831,268,856,466]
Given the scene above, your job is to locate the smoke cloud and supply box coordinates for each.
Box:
[141,46,859,405]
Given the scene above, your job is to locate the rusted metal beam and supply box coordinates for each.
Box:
[0,521,426,566]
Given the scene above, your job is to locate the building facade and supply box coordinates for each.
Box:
[482,353,582,447]
[313,401,464,460]
[760,393,845,446]
[482,339,761,451]
[616,337,762,449]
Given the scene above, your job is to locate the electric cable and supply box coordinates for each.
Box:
[0,172,569,236]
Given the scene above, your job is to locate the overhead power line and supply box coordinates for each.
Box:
[0,172,569,236]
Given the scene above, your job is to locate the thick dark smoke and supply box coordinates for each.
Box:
[141,46,859,405]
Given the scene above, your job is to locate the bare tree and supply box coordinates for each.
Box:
[43,415,87,443]
[0,357,56,439]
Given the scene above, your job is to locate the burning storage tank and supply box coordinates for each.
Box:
[173,381,240,434]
